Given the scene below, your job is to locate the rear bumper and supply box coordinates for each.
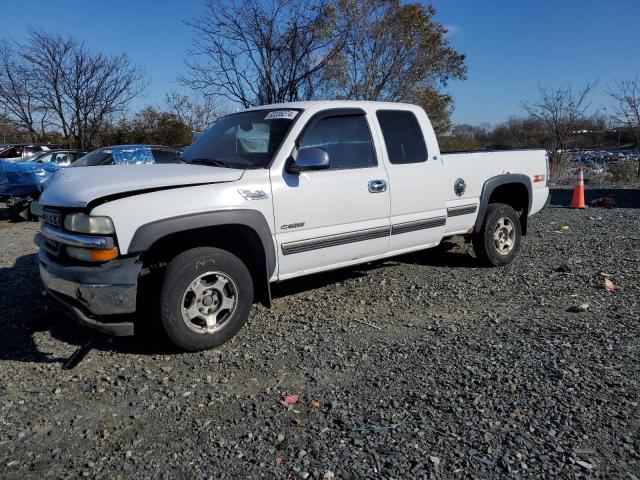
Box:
[37,239,141,336]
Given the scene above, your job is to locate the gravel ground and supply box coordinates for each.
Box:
[0,188,639,479]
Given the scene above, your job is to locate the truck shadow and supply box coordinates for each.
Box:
[394,241,479,269]
[549,187,640,208]
[0,242,480,363]
[0,253,170,363]
[271,241,478,299]
[271,263,378,299]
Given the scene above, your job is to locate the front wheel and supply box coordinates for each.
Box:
[160,247,254,351]
[472,203,522,267]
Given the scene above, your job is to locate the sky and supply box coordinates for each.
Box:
[2,0,639,125]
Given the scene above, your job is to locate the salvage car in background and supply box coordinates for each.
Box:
[70,145,181,167]
[0,144,62,163]
[15,149,88,166]
[1,145,180,218]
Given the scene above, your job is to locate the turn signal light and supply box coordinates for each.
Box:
[67,246,119,262]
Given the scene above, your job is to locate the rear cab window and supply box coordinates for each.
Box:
[376,110,428,165]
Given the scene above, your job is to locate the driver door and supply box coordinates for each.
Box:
[271,109,390,280]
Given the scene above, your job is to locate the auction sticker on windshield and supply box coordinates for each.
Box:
[265,110,298,120]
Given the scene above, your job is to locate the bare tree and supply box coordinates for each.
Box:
[18,31,147,149]
[182,0,347,107]
[607,77,640,180]
[164,90,226,131]
[0,31,147,148]
[523,82,596,180]
[0,41,50,141]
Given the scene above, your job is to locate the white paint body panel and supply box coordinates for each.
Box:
[38,100,549,284]
[41,164,244,208]
[441,149,549,236]
[270,104,390,279]
[368,103,448,250]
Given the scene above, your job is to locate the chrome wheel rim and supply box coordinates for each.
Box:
[494,217,516,255]
[180,271,238,334]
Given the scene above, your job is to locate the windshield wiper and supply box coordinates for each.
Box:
[186,158,230,168]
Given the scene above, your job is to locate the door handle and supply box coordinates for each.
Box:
[368,179,387,193]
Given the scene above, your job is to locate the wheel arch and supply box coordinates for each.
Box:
[128,210,275,307]
[475,174,532,235]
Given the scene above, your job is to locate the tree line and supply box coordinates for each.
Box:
[0,0,465,147]
[0,0,638,180]
[441,81,640,180]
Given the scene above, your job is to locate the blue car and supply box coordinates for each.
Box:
[1,145,180,218]
[0,150,86,197]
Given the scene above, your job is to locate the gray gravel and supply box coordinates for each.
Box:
[0,189,639,479]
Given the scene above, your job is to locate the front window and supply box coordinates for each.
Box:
[71,148,113,167]
[298,114,376,169]
[35,153,54,163]
[181,109,300,169]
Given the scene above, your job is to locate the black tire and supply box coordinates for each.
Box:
[159,247,253,351]
[472,203,522,267]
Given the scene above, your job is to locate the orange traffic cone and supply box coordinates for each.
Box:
[571,167,586,209]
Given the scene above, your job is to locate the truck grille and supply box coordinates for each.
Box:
[41,208,63,256]
[42,209,62,228]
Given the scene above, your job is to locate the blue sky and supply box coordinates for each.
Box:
[2,0,639,125]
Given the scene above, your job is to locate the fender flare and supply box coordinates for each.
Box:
[127,209,276,306]
[474,174,532,234]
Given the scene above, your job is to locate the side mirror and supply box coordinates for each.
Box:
[286,147,330,174]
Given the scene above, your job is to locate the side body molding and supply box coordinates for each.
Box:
[127,209,277,278]
[474,174,533,234]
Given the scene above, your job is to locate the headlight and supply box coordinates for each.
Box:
[64,213,115,234]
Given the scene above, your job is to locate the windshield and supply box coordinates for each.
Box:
[181,109,300,169]
[71,148,112,167]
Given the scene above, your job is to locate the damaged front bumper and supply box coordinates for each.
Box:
[36,238,141,336]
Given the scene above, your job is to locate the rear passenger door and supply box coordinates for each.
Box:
[271,109,390,279]
[375,109,447,252]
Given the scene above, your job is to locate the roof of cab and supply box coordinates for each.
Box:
[244,100,421,112]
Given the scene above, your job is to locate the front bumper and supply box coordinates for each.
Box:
[37,239,142,336]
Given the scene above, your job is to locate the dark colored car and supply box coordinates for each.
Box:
[71,145,181,167]
[0,144,62,163]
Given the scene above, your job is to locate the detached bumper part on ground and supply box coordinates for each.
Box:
[36,239,140,336]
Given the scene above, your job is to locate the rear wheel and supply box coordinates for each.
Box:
[159,247,253,351]
[472,203,522,267]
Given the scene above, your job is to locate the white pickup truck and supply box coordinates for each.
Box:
[34,101,549,351]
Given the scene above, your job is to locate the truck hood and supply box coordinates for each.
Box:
[40,164,245,208]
